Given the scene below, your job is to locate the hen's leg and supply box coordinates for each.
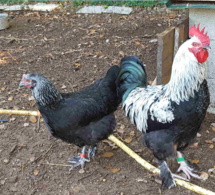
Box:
[68,146,90,170]
[158,160,176,189]
[87,145,97,159]
[176,151,201,180]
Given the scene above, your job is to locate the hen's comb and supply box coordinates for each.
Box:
[189,24,210,45]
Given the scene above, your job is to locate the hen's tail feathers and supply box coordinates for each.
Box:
[116,56,147,102]
[104,65,120,83]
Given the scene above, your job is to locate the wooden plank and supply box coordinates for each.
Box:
[162,54,173,84]
[157,27,175,84]
[174,17,189,57]
[156,18,189,85]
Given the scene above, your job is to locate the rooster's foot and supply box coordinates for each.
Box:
[177,152,201,180]
[177,161,201,180]
[159,160,176,189]
[87,146,97,159]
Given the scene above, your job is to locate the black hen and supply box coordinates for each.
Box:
[19,66,120,169]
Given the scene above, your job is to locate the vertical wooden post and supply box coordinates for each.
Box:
[157,27,175,84]
[157,18,189,85]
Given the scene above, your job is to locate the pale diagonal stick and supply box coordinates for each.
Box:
[108,135,215,195]
[0,109,40,116]
[0,109,215,195]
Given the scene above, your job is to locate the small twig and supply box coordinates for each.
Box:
[35,115,41,132]
[7,87,19,95]
[44,163,71,167]
[78,173,94,182]
[0,109,40,116]
[7,51,19,64]
[0,36,29,41]
[34,144,54,162]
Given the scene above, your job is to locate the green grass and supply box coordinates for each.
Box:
[1,0,166,7]
[72,0,161,7]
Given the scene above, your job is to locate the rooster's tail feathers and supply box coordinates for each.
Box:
[117,56,147,102]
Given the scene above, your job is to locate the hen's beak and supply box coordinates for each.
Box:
[203,45,211,50]
[19,82,25,87]
[19,74,27,87]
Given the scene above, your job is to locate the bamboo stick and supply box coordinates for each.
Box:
[0,109,214,194]
[0,109,40,116]
[108,135,215,195]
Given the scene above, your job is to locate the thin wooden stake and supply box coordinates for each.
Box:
[0,109,40,116]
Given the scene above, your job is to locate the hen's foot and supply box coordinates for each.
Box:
[68,155,90,170]
[68,146,90,170]
[177,152,201,180]
[87,146,97,159]
[159,160,176,189]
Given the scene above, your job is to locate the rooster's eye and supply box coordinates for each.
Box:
[192,42,199,47]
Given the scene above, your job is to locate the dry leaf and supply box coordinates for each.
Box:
[28,96,34,101]
[1,87,6,91]
[212,127,215,132]
[90,29,96,34]
[29,116,37,123]
[33,170,39,176]
[124,137,132,144]
[103,165,112,169]
[119,51,125,57]
[30,156,35,162]
[61,85,67,89]
[13,106,19,110]
[200,172,209,181]
[111,168,120,173]
[8,96,13,101]
[209,144,214,149]
[79,169,85,174]
[74,63,81,67]
[135,41,141,45]
[211,123,215,127]
[100,34,104,38]
[24,123,29,127]
[191,160,200,164]
[129,131,135,136]
[101,152,114,158]
[205,140,213,144]
[117,124,125,134]
[190,142,199,149]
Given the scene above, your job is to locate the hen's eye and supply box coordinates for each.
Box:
[192,42,199,47]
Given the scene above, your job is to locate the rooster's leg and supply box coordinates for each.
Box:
[68,146,90,170]
[158,160,176,189]
[87,145,97,159]
[176,151,201,180]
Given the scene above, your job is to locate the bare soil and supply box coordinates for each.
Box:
[0,5,215,195]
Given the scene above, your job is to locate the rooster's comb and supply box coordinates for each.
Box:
[189,24,210,45]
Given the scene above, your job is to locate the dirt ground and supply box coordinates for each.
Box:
[0,4,215,195]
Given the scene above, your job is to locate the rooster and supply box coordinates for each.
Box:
[117,25,211,189]
[19,66,120,169]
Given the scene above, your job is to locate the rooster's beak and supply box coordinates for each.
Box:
[203,45,211,50]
